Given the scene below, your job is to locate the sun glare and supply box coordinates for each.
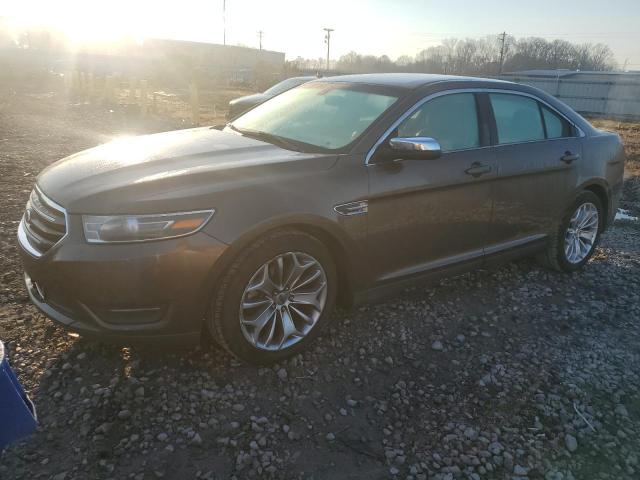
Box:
[4,0,154,47]
[58,18,126,44]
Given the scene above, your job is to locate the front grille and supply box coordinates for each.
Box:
[22,188,67,255]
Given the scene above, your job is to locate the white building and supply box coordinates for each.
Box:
[499,70,640,118]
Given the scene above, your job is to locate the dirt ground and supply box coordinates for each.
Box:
[1,88,639,480]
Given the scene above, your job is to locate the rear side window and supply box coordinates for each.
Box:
[397,93,480,151]
[489,93,545,144]
[541,105,573,138]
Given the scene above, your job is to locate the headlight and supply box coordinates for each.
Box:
[82,210,215,243]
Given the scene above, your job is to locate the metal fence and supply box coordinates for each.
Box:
[498,74,640,119]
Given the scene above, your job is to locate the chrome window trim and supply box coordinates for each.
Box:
[365,88,586,165]
[487,91,583,146]
[17,186,69,258]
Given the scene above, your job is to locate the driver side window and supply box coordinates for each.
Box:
[397,93,480,152]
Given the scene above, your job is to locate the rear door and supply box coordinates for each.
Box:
[366,92,497,285]
[484,92,581,253]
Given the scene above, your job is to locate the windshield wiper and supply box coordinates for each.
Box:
[226,125,304,152]
[225,123,245,135]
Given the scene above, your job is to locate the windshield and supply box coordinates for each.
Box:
[263,77,310,96]
[228,83,398,151]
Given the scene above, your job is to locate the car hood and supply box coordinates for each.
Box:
[37,127,337,214]
[229,93,270,106]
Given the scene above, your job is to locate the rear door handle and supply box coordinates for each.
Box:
[560,152,580,164]
[465,162,492,177]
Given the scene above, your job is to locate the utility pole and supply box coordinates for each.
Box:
[498,31,507,74]
[323,28,334,71]
[223,0,226,45]
[258,30,264,50]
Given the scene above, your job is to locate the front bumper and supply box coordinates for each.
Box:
[18,220,228,346]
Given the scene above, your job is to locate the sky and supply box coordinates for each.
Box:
[2,0,639,69]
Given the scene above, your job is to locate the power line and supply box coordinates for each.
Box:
[498,31,507,74]
[323,28,334,71]
[222,0,226,45]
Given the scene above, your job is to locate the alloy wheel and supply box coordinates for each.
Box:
[239,251,328,351]
[564,202,599,264]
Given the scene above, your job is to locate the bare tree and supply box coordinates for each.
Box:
[298,35,616,76]
[396,55,413,67]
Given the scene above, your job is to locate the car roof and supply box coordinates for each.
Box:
[288,76,318,81]
[316,73,510,90]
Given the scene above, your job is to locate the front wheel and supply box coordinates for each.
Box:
[538,191,603,272]
[208,229,337,364]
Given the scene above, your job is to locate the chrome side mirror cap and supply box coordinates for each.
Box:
[388,137,442,160]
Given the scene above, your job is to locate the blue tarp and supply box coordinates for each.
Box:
[0,341,37,452]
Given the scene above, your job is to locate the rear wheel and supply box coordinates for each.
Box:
[538,191,603,272]
[208,229,337,364]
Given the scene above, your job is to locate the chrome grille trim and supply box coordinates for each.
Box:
[18,186,68,257]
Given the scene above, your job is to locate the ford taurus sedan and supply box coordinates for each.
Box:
[17,73,625,364]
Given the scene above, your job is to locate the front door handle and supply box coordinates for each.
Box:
[560,151,580,164]
[465,162,492,177]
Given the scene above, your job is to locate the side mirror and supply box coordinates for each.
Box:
[388,137,442,160]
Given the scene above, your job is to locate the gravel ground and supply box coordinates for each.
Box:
[1,88,639,480]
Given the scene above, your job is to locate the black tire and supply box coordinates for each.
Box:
[538,191,604,272]
[207,229,337,364]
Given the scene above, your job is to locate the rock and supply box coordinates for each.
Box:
[514,465,529,475]
[431,340,444,351]
[157,433,168,442]
[117,410,131,420]
[489,442,504,455]
[277,368,288,381]
[326,433,335,441]
[95,422,112,434]
[565,434,578,452]
[615,404,629,417]
[464,427,478,440]
[232,404,245,412]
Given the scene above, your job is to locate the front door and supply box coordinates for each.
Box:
[366,92,496,285]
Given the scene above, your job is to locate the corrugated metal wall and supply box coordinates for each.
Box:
[498,74,640,118]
